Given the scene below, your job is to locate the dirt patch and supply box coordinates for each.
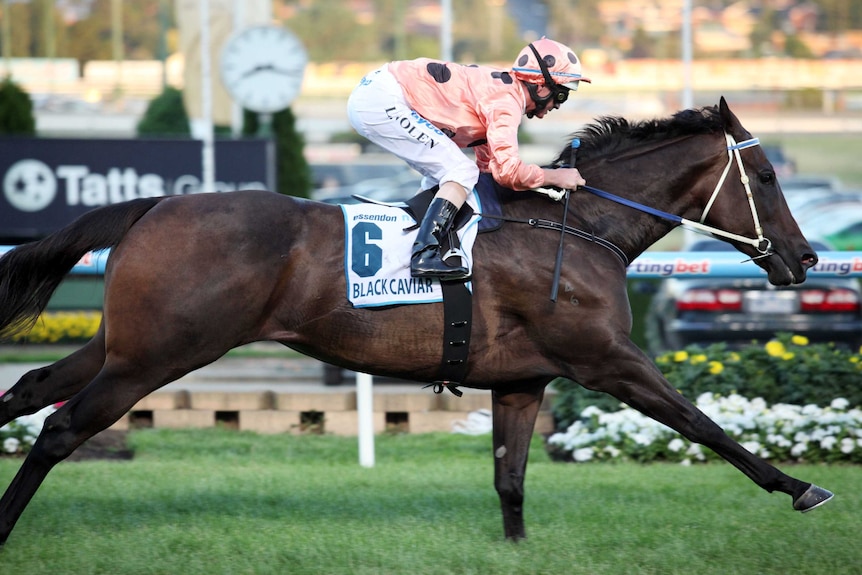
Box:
[65,429,133,462]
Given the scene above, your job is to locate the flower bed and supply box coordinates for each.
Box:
[548,394,862,464]
[8,311,101,344]
[552,334,862,429]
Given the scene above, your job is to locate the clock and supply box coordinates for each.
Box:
[219,25,307,114]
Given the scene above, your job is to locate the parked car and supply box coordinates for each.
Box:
[797,202,862,251]
[643,239,862,355]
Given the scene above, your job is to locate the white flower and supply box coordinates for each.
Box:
[680,458,692,467]
[791,443,808,457]
[830,398,850,411]
[766,433,792,448]
[820,436,838,450]
[3,437,20,454]
[581,405,604,418]
[603,445,621,458]
[668,438,686,452]
[801,404,820,416]
[686,443,705,460]
[741,440,761,454]
[573,447,594,462]
[840,438,855,454]
[632,433,652,446]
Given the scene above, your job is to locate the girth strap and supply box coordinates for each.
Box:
[425,280,472,396]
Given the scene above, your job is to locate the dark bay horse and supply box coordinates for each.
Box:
[0,98,832,546]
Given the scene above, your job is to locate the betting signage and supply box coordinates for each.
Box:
[0,138,275,242]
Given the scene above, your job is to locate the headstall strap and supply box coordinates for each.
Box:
[696,133,771,255]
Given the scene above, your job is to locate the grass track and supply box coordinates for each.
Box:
[0,430,859,575]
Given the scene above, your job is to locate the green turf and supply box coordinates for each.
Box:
[0,430,858,575]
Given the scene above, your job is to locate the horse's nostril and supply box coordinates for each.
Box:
[801,254,818,269]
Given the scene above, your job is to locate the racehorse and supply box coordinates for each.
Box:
[0,97,832,546]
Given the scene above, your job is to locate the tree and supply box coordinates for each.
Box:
[545,0,605,47]
[784,33,815,58]
[243,108,312,198]
[627,26,654,58]
[288,0,378,61]
[0,76,35,135]
[65,0,167,66]
[136,86,190,136]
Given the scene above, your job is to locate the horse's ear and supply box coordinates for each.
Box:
[718,96,743,134]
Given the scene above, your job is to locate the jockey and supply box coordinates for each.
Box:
[347,37,590,281]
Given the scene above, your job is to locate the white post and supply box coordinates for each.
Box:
[199,0,216,193]
[440,0,452,61]
[681,0,693,110]
[356,372,375,467]
[230,0,245,137]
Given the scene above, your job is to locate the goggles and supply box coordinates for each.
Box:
[552,87,570,104]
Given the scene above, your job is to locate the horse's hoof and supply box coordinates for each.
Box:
[793,484,834,513]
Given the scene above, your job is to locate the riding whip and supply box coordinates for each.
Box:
[550,138,579,302]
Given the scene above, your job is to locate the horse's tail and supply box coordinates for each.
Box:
[0,197,166,340]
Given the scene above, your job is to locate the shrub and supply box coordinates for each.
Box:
[0,75,35,135]
[136,86,191,136]
[552,333,862,428]
[243,107,312,198]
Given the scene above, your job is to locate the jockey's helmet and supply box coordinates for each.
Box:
[512,38,590,114]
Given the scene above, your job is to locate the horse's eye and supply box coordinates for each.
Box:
[759,171,775,185]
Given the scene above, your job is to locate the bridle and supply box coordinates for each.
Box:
[692,134,773,259]
[537,132,775,261]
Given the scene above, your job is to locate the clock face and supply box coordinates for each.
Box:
[220,25,308,114]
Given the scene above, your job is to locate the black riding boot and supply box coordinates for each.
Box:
[411,198,470,281]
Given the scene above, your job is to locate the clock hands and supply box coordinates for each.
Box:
[239,64,304,80]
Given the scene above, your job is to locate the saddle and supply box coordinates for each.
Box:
[401,173,505,236]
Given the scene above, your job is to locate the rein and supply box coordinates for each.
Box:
[536,132,774,261]
[476,212,629,266]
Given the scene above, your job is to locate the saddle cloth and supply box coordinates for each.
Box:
[342,194,482,308]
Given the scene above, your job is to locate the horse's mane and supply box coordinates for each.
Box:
[550,105,724,166]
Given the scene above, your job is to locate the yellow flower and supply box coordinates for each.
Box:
[728,352,741,362]
[850,357,859,364]
[782,352,795,360]
[691,354,707,364]
[765,340,786,357]
[708,361,724,374]
[790,335,809,346]
[673,351,689,362]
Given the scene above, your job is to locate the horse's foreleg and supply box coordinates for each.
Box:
[491,383,546,541]
[0,329,106,427]
[0,357,163,546]
[582,342,832,512]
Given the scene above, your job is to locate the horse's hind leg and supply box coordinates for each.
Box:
[0,356,168,546]
[491,382,547,541]
[0,327,107,427]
